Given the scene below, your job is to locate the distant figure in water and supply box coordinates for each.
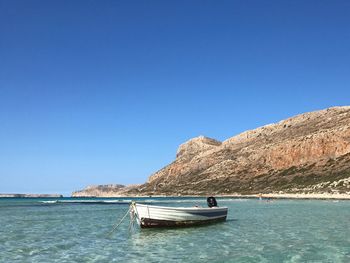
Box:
[258,193,263,201]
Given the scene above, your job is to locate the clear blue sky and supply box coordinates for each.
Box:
[1,0,349,195]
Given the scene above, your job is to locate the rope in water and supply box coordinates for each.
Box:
[107,206,131,236]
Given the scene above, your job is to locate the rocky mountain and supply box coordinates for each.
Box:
[72,106,350,197]
[128,106,350,196]
[72,184,139,197]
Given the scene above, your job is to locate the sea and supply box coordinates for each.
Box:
[1,197,349,263]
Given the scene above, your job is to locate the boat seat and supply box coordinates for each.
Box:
[207,196,218,207]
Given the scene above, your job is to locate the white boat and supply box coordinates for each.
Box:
[130,197,228,228]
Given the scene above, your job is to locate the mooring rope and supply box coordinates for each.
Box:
[107,206,132,236]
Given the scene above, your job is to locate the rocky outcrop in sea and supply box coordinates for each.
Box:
[72,184,139,197]
[0,194,63,198]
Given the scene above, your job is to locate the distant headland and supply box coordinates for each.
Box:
[0,194,63,198]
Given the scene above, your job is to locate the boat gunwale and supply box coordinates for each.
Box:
[134,203,228,212]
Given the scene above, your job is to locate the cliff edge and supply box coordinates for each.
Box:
[72,106,350,197]
[130,106,350,195]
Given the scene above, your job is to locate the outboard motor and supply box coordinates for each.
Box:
[207,196,218,208]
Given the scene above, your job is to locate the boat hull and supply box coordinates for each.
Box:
[140,216,227,228]
[132,203,228,228]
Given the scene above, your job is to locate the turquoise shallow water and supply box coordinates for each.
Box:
[1,197,350,263]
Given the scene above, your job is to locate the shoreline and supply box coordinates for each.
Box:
[2,193,350,200]
[70,193,350,200]
[0,194,63,198]
[251,193,350,200]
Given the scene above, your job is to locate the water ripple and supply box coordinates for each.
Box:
[0,198,350,262]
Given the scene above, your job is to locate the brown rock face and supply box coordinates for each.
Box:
[176,136,222,160]
[133,106,350,195]
[72,184,140,197]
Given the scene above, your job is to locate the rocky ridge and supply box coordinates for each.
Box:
[132,106,350,195]
[73,106,350,197]
[72,184,139,197]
